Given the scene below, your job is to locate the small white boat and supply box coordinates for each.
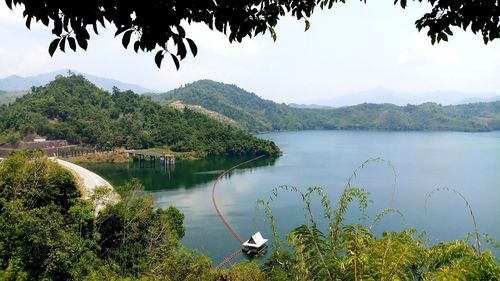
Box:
[242,232,268,255]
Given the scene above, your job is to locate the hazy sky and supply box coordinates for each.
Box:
[1,2,499,103]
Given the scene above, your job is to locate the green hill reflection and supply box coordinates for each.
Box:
[82,156,278,191]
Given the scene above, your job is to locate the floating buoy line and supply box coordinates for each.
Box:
[211,155,266,268]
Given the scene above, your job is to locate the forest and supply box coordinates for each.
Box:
[0,75,280,158]
[149,80,500,133]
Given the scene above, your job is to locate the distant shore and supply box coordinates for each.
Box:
[63,148,198,163]
[62,150,130,163]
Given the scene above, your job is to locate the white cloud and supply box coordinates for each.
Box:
[391,31,500,93]
[0,45,51,77]
[185,23,266,57]
[0,4,24,25]
[397,34,459,64]
[397,52,412,63]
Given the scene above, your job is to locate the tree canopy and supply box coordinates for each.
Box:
[5,0,500,68]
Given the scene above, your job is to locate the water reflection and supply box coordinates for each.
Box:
[83,156,278,191]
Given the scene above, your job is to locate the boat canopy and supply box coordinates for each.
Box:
[242,232,268,248]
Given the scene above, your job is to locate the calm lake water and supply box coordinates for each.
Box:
[83,131,500,262]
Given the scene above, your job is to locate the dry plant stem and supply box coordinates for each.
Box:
[426,187,481,256]
[369,208,406,231]
[332,158,397,247]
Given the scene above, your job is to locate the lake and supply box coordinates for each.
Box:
[82,130,500,263]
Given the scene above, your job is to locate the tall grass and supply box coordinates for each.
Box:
[256,159,500,280]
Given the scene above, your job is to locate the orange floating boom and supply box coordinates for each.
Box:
[211,155,265,244]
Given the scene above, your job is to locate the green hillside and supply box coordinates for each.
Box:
[0,75,280,158]
[148,80,500,132]
[148,80,309,132]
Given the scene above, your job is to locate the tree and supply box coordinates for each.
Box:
[4,0,500,69]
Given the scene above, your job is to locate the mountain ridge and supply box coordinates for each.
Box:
[148,80,500,132]
[315,87,499,107]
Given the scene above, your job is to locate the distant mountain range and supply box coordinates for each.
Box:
[0,69,158,94]
[148,80,500,132]
[315,87,500,107]
[288,103,336,109]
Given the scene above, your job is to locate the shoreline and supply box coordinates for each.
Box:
[63,149,200,163]
[253,128,500,135]
[62,150,131,164]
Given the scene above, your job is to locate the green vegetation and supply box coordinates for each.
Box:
[0,75,280,158]
[62,150,131,164]
[149,80,500,133]
[0,151,215,280]
[1,153,497,280]
[4,78,499,135]
[148,80,306,132]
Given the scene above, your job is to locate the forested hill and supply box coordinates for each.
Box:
[148,80,500,132]
[0,75,280,157]
[148,80,305,132]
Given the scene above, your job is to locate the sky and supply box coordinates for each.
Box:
[1,1,499,103]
